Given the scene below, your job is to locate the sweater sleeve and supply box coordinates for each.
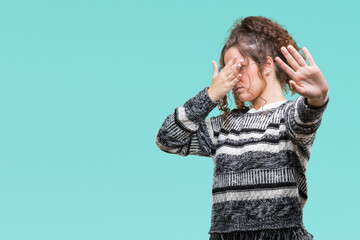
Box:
[155,87,222,158]
[284,94,329,149]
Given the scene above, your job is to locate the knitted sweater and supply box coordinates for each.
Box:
[155,86,329,240]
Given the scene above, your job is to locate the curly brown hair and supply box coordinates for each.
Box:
[217,16,303,129]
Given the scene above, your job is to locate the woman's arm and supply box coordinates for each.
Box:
[155,55,244,157]
[276,45,330,148]
[155,87,222,157]
[284,95,329,148]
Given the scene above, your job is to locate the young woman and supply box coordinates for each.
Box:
[155,16,329,240]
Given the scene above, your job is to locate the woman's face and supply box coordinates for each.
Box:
[224,46,266,104]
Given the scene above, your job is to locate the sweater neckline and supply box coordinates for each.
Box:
[247,100,288,113]
[230,100,291,116]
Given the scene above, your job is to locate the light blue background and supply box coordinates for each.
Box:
[0,0,358,239]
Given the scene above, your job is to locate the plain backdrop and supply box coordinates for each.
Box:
[0,0,358,239]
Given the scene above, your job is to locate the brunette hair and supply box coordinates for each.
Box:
[218,16,303,128]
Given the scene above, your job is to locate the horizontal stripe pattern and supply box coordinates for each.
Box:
[155,87,329,233]
[217,134,291,149]
[217,123,287,141]
[215,139,294,156]
[213,182,297,194]
[212,167,296,189]
[212,187,299,204]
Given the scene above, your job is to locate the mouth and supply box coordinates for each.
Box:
[234,87,244,92]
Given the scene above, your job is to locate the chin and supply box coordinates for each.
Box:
[235,93,253,103]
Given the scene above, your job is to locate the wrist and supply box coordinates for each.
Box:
[207,87,221,103]
[306,91,329,108]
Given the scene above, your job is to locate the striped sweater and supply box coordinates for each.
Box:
[155,86,329,240]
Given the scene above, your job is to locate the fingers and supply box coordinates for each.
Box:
[228,56,243,67]
[280,45,307,72]
[223,58,243,77]
[286,45,307,67]
[222,56,238,71]
[231,61,242,73]
[212,58,242,83]
[228,63,242,81]
[232,55,238,64]
[230,58,244,72]
[232,73,242,84]
[275,56,296,79]
[280,46,300,70]
[289,80,305,95]
[212,61,219,78]
[302,47,316,66]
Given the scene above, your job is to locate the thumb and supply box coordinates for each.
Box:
[289,80,304,95]
[211,60,219,78]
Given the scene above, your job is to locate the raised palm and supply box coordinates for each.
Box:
[275,45,329,101]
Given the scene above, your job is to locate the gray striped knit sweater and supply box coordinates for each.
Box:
[155,86,329,240]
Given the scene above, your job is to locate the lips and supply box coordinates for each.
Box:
[234,87,243,92]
